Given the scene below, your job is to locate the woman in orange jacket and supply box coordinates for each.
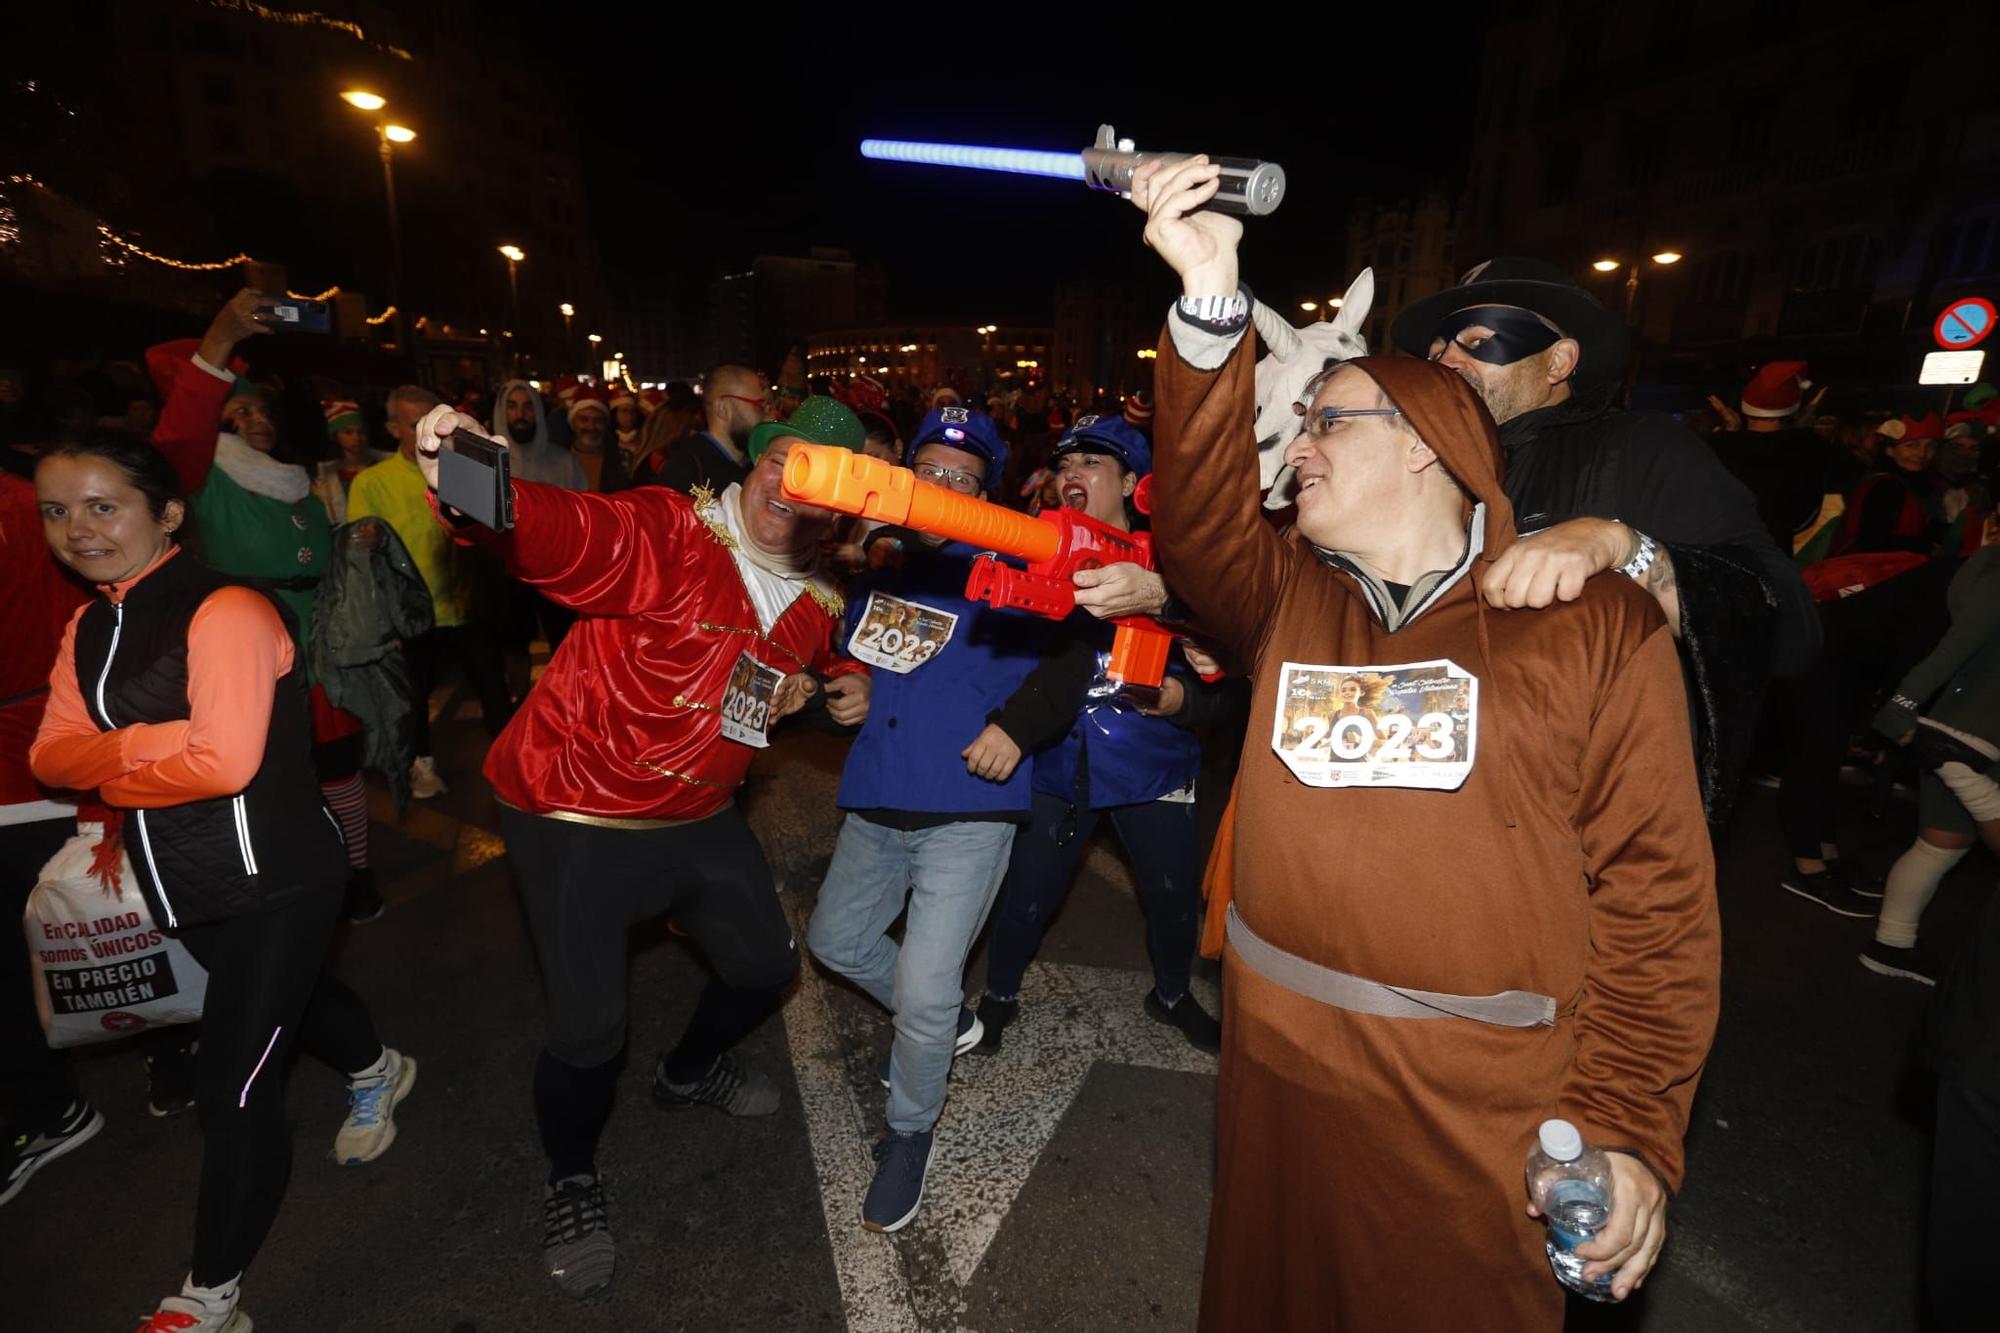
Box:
[30,432,412,1333]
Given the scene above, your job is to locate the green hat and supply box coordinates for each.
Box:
[746,395,864,463]
[226,373,264,403]
[1964,382,1997,409]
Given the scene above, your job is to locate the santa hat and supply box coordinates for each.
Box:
[550,375,581,405]
[322,400,363,436]
[928,385,963,411]
[569,386,611,419]
[1898,412,1944,442]
[1873,418,1906,441]
[639,387,666,415]
[607,388,637,412]
[1741,361,1809,418]
[1123,389,1154,429]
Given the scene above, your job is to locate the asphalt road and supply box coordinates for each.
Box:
[7,692,1989,1331]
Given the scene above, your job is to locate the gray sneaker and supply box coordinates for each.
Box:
[651,1053,780,1117]
[542,1174,614,1298]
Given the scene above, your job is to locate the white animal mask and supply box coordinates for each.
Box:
[1251,268,1374,508]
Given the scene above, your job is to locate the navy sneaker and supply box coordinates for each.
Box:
[862,1128,935,1233]
[878,1007,982,1089]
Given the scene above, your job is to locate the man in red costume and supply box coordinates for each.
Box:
[411,396,872,1299]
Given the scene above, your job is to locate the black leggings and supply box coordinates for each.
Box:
[405,624,515,754]
[500,804,799,1181]
[983,790,1202,1005]
[175,885,381,1286]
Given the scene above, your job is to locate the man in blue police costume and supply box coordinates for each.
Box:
[806,406,1089,1234]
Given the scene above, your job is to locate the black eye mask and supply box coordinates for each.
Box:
[1430,305,1565,366]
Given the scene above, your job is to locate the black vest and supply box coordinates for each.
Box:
[72,551,343,928]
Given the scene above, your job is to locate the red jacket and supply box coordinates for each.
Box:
[1,472,90,807]
[460,481,861,821]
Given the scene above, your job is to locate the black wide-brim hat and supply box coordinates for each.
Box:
[1390,257,1632,391]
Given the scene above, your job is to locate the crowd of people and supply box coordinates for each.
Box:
[0,162,1995,1331]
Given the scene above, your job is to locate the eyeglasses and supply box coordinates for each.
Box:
[716,393,770,411]
[1302,406,1402,439]
[914,461,983,494]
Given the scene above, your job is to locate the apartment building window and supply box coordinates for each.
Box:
[1793,231,1882,292]
[1689,250,1752,305]
[1938,209,2000,280]
[1540,148,1578,208]
[1726,101,1776,163]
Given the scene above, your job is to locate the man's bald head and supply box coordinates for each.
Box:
[705,364,768,455]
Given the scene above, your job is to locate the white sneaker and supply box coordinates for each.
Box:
[409,756,447,799]
[334,1048,417,1164]
[138,1276,251,1332]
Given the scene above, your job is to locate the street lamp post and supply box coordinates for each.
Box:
[1593,251,1684,319]
[560,302,574,372]
[498,246,525,372]
[340,91,416,350]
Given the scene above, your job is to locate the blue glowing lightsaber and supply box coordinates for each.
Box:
[860,124,1286,217]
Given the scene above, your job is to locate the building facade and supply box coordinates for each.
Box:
[1457,0,2000,394]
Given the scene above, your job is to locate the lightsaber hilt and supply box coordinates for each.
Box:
[1082,125,1286,217]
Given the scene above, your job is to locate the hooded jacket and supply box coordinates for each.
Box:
[491,381,588,490]
[1151,324,1719,1330]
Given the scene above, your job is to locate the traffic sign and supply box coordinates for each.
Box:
[1920,349,1985,385]
[1934,297,1995,349]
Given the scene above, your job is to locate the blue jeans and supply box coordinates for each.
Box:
[806,814,1015,1133]
[983,789,1201,1005]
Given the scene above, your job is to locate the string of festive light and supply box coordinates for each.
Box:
[200,0,412,59]
[365,305,397,326]
[96,225,251,271]
[287,285,341,301]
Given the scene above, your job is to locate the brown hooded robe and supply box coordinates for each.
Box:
[1150,337,1721,1330]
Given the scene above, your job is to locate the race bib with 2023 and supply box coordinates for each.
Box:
[720,650,786,748]
[1270,658,1478,790]
[847,590,958,674]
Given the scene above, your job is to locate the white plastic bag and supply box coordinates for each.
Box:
[23,822,208,1047]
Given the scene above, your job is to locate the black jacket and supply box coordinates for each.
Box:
[73,553,345,929]
[1499,399,1821,826]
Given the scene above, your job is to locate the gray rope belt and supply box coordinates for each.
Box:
[1225,903,1557,1028]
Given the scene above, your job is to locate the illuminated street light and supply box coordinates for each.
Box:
[1592,259,1622,273]
[1328,297,1344,309]
[587,334,603,345]
[1651,251,1683,265]
[559,302,575,317]
[339,91,413,346]
[498,244,525,263]
[1136,348,1157,360]
[1299,301,1318,312]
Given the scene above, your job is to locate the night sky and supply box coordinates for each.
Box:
[562,24,1481,321]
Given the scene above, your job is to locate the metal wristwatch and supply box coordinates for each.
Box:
[1617,530,1658,581]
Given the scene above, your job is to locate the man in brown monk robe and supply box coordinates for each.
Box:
[1130,158,1722,1329]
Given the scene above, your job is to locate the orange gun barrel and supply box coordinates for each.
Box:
[783,443,1060,564]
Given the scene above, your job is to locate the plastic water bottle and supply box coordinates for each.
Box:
[1524,1118,1616,1302]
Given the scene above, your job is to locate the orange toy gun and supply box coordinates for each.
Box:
[782,443,1177,687]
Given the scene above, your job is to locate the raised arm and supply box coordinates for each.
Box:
[413,405,704,618]
[146,291,275,496]
[1134,157,1292,667]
